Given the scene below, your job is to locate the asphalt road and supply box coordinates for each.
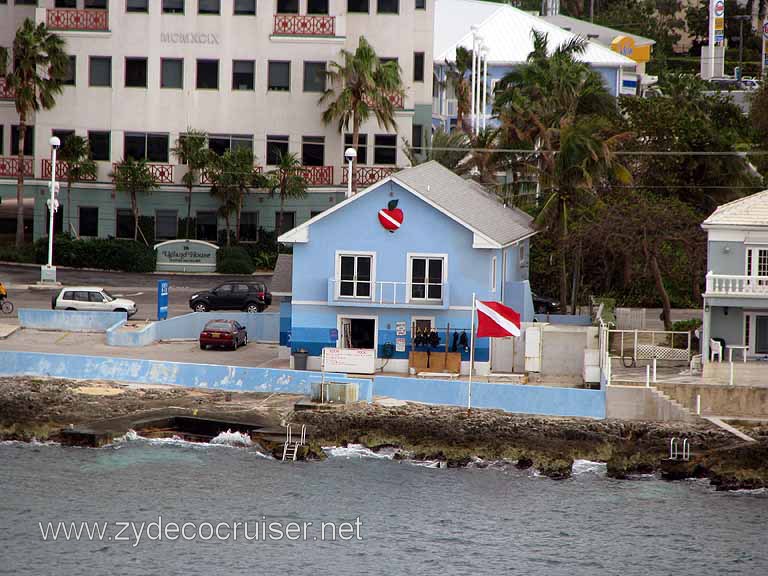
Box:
[0,263,277,321]
[0,263,271,290]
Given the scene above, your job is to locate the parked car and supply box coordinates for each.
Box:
[532,292,560,315]
[199,320,248,350]
[51,287,137,317]
[189,282,272,313]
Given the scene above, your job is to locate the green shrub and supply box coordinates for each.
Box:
[0,243,37,263]
[217,246,255,274]
[33,235,155,272]
[672,318,702,333]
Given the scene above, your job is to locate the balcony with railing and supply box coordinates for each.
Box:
[111,163,174,184]
[0,79,14,101]
[199,165,263,185]
[298,165,334,186]
[362,91,405,110]
[46,8,109,32]
[0,158,34,178]
[41,159,98,181]
[705,272,768,298]
[327,279,450,309]
[272,14,336,37]
[340,166,399,188]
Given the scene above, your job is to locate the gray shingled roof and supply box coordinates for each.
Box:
[392,161,535,246]
[270,254,293,295]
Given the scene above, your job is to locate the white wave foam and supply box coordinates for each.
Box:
[410,460,446,469]
[107,429,269,456]
[572,459,607,476]
[210,430,253,447]
[323,444,394,459]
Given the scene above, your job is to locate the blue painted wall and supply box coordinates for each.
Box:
[373,376,606,419]
[290,179,529,359]
[0,349,604,418]
[279,299,292,347]
[0,350,372,400]
[106,312,279,347]
[19,309,127,332]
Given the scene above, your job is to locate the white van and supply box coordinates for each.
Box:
[52,287,138,317]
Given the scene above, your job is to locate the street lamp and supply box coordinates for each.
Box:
[344,147,357,198]
[40,136,61,285]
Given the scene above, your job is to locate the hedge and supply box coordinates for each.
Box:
[33,235,156,273]
[217,246,255,274]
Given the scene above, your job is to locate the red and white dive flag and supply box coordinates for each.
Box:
[476,300,521,338]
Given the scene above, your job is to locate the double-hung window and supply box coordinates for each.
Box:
[409,255,444,301]
[338,253,373,298]
[746,247,768,287]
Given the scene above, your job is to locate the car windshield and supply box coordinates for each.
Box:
[101,290,115,302]
[205,322,233,331]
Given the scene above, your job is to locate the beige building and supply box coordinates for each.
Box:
[0,0,434,239]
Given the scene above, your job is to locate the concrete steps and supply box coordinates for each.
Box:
[606,383,697,422]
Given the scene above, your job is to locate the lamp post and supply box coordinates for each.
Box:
[41,136,61,285]
[344,147,356,198]
[470,26,478,133]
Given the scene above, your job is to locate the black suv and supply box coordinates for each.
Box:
[189,282,272,313]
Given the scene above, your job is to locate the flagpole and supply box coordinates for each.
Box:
[468,292,476,412]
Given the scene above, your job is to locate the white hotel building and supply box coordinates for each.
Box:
[0,0,434,241]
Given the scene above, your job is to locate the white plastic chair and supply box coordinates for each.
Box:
[710,339,722,363]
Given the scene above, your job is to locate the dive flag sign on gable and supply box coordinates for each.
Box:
[476,300,521,338]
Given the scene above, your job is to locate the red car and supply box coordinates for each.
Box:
[199,320,248,350]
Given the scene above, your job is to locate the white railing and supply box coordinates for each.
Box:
[706,272,768,296]
[328,279,448,307]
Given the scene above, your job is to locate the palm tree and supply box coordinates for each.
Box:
[320,36,404,193]
[59,135,96,232]
[265,151,308,237]
[171,129,210,239]
[0,19,68,247]
[444,46,473,132]
[207,148,260,245]
[110,157,159,243]
[494,31,629,312]
[403,128,470,171]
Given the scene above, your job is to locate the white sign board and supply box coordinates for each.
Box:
[322,347,376,374]
[395,321,407,337]
[395,338,406,352]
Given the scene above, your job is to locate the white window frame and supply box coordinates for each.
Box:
[410,315,435,333]
[335,250,376,300]
[490,255,497,293]
[406,252,447,304]
[336,314,378,352]
[519,243,527,266]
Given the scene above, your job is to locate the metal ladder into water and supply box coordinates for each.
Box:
[281,424,306,462]
[668,437,691,461]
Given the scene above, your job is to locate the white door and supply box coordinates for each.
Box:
[524,326,542,372]
[491,338,515,373]
[340,318,352,349]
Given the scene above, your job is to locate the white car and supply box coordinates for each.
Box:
[52,287,138,317]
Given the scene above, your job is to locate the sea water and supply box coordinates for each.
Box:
[0,440,766,575]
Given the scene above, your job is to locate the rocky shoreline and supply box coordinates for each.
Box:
[293,403,768,490]
[1,376,766,491]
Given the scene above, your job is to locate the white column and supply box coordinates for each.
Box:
[702,303,711,364]
[481,50,488,131]
[470,27,478,131]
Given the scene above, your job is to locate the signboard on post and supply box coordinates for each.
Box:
[157,280,169,320]
[322,347,375,374]
[763,20,768,77]
[713,0,725,43]
[154,240,219,273]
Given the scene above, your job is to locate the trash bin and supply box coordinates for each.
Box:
[293,350,308,370]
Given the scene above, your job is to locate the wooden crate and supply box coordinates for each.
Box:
[409,351,461,374]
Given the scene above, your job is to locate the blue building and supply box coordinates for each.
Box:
[278,161,536,374]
